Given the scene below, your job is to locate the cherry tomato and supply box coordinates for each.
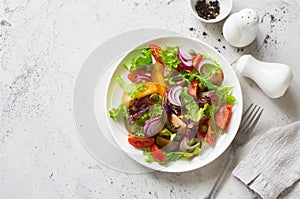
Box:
[206,121,217,145]
[187,79,199,99]
[214,104,232,130]
[128,135,155,149]
[150,144,167,162]
[149,44,161,50]
[192,53,202,67]
[149,44,163,63]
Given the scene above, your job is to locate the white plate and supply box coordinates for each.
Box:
[101,36,243,172]
[73,28,183,173]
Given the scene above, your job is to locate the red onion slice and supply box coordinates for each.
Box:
[161,141,180,151]
[197,59,215,73]
[177,49,195,71]
[143,116,164,137]
[163,66,171,77]
[162,93,168,105]
[167,86,182,107]
[178,47,194,62]
[133,74,151,83]
[179,136,200,152]
[180,59,193,70]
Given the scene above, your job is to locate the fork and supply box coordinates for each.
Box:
[204,103,264,199]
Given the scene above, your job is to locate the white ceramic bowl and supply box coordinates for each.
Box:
[189,0,233,23]
[101,35,243,172]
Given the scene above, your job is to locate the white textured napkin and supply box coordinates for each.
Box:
[232,121,300,199]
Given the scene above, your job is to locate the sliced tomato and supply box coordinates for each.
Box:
[149,44,163,63]
[206,126,217,145]
[192,53,202,67]
[149,44,161,50]
[187,79,199,99]
[150,144,167,162]
[128,135,155,149]
[206,121,217,145]
[214,104,232,130]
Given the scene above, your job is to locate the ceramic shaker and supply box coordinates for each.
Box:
[236,55,293,98]
[223,8,259,47]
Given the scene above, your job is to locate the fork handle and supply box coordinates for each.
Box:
[204,147,236,199]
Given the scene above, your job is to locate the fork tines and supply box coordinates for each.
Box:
[238,103,264,135]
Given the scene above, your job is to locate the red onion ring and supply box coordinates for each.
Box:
[167,86,182,107]
[179,136,200,152]
[197,59,215,73]
[133,74,151,83]
[177,48,195,71]
[178,47,194,62]
[143,116,164,137]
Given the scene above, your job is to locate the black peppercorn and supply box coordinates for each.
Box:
[195,0,220,20]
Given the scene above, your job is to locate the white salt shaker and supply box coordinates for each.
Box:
[236,55,293,98]
[223,8,259,47]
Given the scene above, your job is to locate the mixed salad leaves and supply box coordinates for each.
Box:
[109,44,236,165]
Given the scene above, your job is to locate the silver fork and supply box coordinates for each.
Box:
[204,103,264,199]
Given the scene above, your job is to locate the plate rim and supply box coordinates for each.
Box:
[102,35,243,172]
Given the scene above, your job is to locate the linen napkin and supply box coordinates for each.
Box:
[232,120,300,199]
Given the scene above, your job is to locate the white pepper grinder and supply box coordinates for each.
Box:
[236,55,293,98]
[223,8,259,47]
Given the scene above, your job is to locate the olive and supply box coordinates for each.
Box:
[199,124,208,132]
[159,128,172,137]
[188,49,196,56]
[150,94,161,102]
[155,135,171,148]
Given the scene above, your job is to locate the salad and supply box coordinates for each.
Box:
[109,44,236,165]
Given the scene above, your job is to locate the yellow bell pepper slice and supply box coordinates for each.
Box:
[135,82,158,99]
[151,62,167,96]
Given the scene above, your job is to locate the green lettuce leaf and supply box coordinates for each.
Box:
[129,123,145,137]
[157,46,181,69]
[148,104,163,118]
[135,113,150,126]
[225,95,236,105]
[115,74,146,99]
[216,86,236,105]
[180,87,209,122]
[180,69,216,90]
[124,48,153,72]
[142,145,201,165]
[109,104,128,121]
[205,104,222,134]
